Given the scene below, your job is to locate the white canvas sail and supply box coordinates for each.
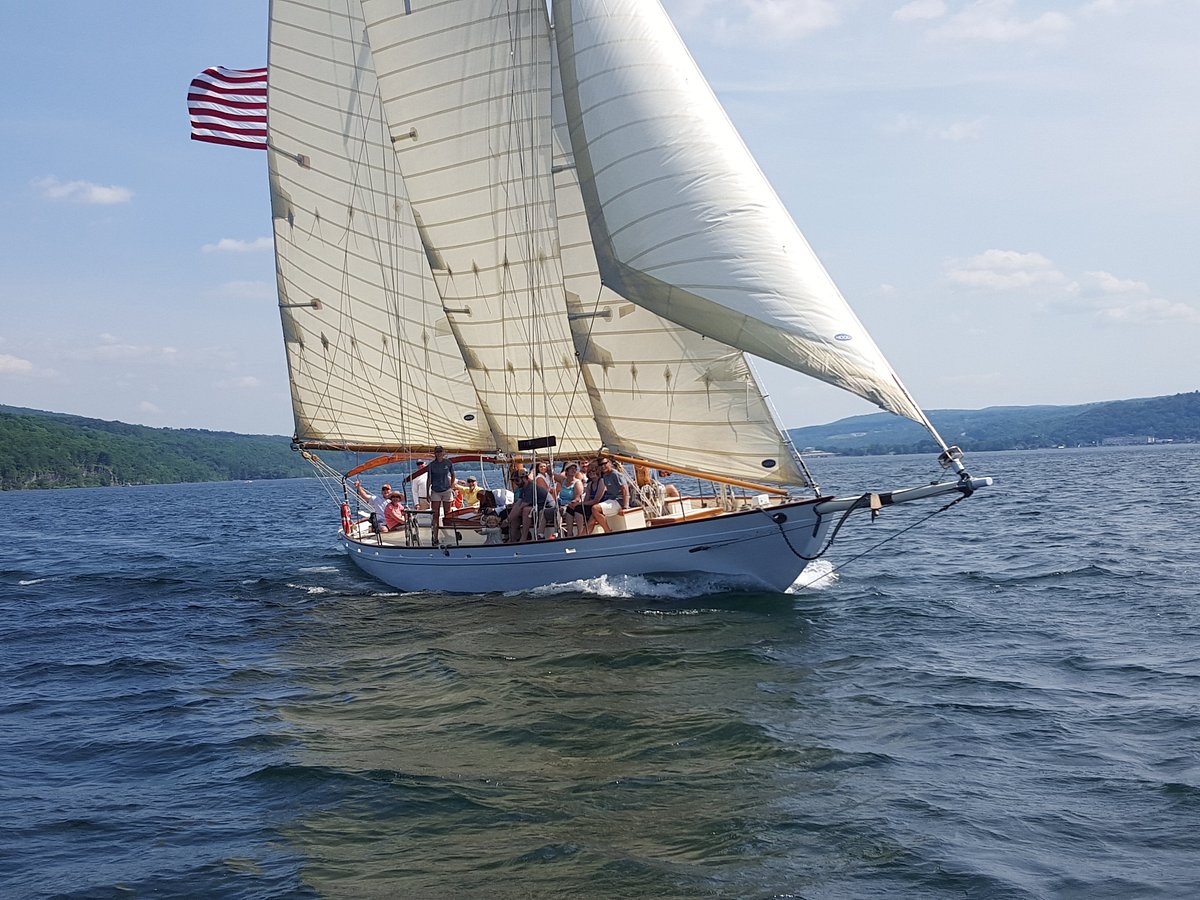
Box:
[359,0,602,456]
[553,0,941,435]
[548,39,808,486]
[267,0,493,451]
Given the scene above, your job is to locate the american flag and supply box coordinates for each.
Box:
[188,66,267,150]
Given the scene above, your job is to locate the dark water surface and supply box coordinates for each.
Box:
[2,446,1198,898]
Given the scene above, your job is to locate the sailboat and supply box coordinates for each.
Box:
[263,0,991,594]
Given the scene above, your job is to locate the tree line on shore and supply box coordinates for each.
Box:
[2,391,1197,490]
[0,407,314,490]
[787,392,1200,456]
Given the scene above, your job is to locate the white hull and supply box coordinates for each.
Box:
[342,499,833,594]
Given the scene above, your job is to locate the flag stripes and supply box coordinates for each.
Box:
[188,66,268,150]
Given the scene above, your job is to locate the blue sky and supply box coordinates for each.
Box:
[1,0,1196,436]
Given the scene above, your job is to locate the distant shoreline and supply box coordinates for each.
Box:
[3,391,1197,489]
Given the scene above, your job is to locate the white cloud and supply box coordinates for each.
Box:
[0,353,35,374]
[882,113,920,136]
[944,249,1070,289]
[138,401,162,415]
[72,336,181,365]
[945,254,1200,324]
[32,176,133,205]
[1094,296,1200,323]
[1083,270,1149,295]
[743,0,840,40]
[202,237,273,253]
[1080,270,1200,323]
[1080,0,1151,16]
[930,0,1072,43]
[893,0,947,22]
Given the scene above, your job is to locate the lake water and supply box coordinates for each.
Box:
[2,445,1198,898]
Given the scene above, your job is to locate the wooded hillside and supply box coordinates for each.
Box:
[0,406,311,490]
[3,391,1196,489]
[787,392,1200,456]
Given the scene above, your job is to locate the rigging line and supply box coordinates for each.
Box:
[560,281,603,449]
[776,493,971,591]
[343,65,407,446]
[359,9,474,449]
[491,1,521,439]
[337,128,406,449]
[293,6,403,449]
[508,0,548,442]
[350,20,415,448]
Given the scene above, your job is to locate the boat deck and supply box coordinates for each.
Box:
[348,495,771,549]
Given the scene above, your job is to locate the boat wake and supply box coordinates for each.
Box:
[786,559,838,593]
[518,572,766,600]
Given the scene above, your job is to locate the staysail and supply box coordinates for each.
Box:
[553,0,942,437]
[548,37,808,486]
[267,0,493,451]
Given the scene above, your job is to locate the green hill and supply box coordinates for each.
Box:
[0,406,312,490]
[787,392,1200,455]
[2,391,1196,489]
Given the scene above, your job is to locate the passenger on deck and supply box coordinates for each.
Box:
[480,514,503,545]
[477,489,497,515]
[383,492,407,532]
[580,462,610,534]
[635,465,678,512]
[354,480,392,533]
[498,469,526,534]
[507,470,552,543]
[534,461,555,495]
[457,476,481,508]
[533,461,560,539]
[558,463,585,537]
[411,462,430,510]
[426,446,456,547]
[587,457,630,534]
[601,457,634,509]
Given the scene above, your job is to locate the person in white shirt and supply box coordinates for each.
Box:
[410,462,430,510]
[354,481,392,532]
